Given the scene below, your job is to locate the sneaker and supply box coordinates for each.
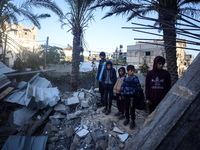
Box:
[118,115,125,120]
[102,108,107,113]
[97,102,104,107]
[114,112,121,116]
[130,121,135,129]
[105,110,111,115]
[123,119,129,126]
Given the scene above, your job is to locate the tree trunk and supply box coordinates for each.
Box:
[160,3,178,86]
[163,23,178,86]
[70,28,81,91]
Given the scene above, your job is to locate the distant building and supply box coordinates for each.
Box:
[127,40,193,77]
[0,22,38,67]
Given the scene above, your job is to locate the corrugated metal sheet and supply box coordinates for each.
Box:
[0,61,15,89]
[0,74,11,89]
[0,61,15,74]
[2,135,47,150]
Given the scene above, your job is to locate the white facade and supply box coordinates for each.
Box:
[0,23,38,67]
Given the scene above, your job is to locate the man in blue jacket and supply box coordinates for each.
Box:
[96,52,107,106]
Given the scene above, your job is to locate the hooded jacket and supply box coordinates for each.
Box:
[114,67,126,94]
[96,58,107,82]
[145,56,171,104]
[102,61,116,87]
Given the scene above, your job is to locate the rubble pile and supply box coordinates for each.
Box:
[0,71,148,150]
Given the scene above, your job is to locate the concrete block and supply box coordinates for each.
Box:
[113,127,124,134]
[65,97,79,106]
[77,129,89,138]
[117,133,129,142]
[91,129,106,142]
[81,100,89,108]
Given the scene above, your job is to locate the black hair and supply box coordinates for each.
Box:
[127,65,135,71]
[157,57,165,65]
[118,67,126,77]
[99,52,105,57]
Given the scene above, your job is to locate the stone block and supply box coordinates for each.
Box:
[91,129,106,142]
[77,129,89,138]
[65,97,79,106]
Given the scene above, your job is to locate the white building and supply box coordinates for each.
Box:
[127,40,193,77]
[0,23,38,67]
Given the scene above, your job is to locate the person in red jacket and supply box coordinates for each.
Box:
[145,56,171,114]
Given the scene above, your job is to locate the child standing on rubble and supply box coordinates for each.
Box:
[101,61,116,115]
[113,67,126,119]
[121,65,142,129]
[145,56,171,114]
[96,52,107,107]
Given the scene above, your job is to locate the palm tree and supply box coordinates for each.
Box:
[62,0,95,91]
[92,0,200,85]
[0,0,63,62]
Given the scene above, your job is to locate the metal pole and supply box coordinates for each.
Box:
[3,34,7,63]
[44,36,49,69]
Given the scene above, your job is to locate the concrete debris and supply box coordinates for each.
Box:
[54,104,69,114]
[113,126,124,134]
[117,133,129,142]
[65,96,79,106]
[12,107,38,127]
[81,100,89,108]
[67,113,78,120]
[49,112,65,119]
[77,129,89,138]
[91,129,107,142]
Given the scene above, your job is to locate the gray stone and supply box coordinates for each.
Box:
[108,135,118,148]
[85,133,92,145]
[75,110,82,116]
[117,133,129,142]
[59,130,65,136]
[54,104,67,112]
[51,125,59,132]
[96,139,108,150]
[91,129,106,142]
[100,118,114,130]
[65,127,75,137]
[113,127,124,134]
[67,113,77,120]
[66,96,79,106]
[50,118,61,125]
[49,112,65,119]
[77,129,89,138]
[119,143,125,149]
[81,100,89,108]
[13,107,38,127]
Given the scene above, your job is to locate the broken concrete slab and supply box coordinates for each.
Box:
[67,113,78,120]
[54,104,70,114]
[12,107,38,127]
[81,100,89,108]
[117,133,129,142]
[77,129,89,138]
[65,96,79,106]
[113,126,124,134]
[49,112,65,119]
[91,129,107,142]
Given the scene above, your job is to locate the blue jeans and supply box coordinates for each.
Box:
[103,84,113,110]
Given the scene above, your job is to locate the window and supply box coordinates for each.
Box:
[25,32,27,35]
[33,35,35,40]
[145,51,150,56]
[14,31,17,36]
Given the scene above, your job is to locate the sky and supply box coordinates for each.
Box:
[15,0,199,57]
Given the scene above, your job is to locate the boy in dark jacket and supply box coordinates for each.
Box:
[102,61,117,115]
[121,65,141,129]
[96,52,107,106]
[113,67,126,118]
[145,56,171,114]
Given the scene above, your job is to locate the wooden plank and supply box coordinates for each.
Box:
[125,53,200,150]
[27,108,53,136]
[0,87,14,100]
